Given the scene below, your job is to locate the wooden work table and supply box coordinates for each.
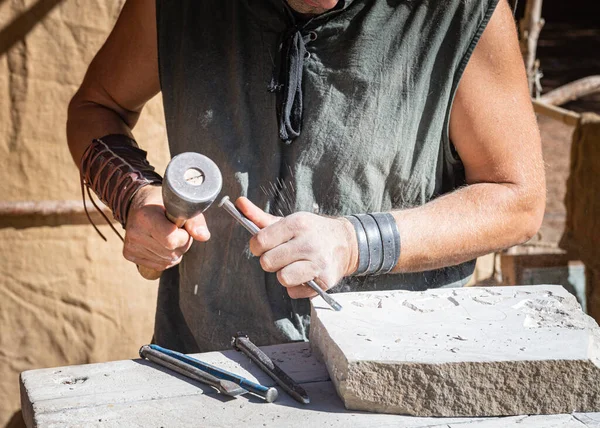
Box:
[20,342,600,427]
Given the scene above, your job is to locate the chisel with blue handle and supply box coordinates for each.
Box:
[139,345,247,397]
[148,344,279,403]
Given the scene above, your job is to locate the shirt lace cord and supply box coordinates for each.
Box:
[269,26,314,144]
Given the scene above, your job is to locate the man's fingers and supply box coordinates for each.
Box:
[126,241,171,261]
[251,212,317,256]
[259,236,317,272]
[129,232,188,260]
[184,213,210,241]
[133,257,165,271]
[276,261,319,288]
[151,222,190,251]
[148,235,192,261]
[124,185,196,270]
[126,253,180,272]
[124,242,184,267]
[236,197,280,229]
[286,284,318,300]
[129,202,190,250]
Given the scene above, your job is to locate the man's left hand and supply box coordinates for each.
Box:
[236,197,358,299]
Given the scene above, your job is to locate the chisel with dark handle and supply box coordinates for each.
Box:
[233,333,310,404]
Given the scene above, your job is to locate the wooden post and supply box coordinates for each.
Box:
[587,267,600,324]
[539,75,600,106]
[0,200,111,218]
[519,0,545,96]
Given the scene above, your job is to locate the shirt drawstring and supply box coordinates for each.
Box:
[269,26,313,144]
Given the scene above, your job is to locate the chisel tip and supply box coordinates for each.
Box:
[219,380,249,397]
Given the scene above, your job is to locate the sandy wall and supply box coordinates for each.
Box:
[0,1,169,426]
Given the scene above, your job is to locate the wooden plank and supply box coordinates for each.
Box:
[499,252,573,285]
[532,99,580,127]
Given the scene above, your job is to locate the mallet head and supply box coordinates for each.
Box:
[162,152,223,222]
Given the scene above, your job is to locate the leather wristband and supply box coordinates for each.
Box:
[370,213,400,274]
[80,134,162,240]
[345,212,401,276]
[344,215,369,275]
[354,214,384,275]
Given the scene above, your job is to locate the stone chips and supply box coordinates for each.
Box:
[310,285,600,417]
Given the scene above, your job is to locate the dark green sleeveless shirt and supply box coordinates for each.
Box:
[154,0,499,352]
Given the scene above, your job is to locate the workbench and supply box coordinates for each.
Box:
[20,342,600,427]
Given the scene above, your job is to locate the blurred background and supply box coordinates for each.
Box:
[0,0,599,426]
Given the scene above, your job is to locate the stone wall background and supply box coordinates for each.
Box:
[0,1,169,426]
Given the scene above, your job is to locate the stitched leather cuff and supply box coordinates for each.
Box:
[80,134,162,232]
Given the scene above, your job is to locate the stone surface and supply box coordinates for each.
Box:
[20,342,600,428]
[0,2,169,426]
[310,285,600,417]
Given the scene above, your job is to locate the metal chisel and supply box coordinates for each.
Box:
[233,333,310,404]
[143,344,279,403]
[139,345,247,397]
[219,195,343,312]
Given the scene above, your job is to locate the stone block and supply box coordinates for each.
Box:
[310,285,600,417]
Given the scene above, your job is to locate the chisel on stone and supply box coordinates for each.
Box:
[139,345,247,397]
[144,344,279,403]
[232,333,310,404]
[219,196,343,311]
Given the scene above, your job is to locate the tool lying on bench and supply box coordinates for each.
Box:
[219,195,343,312]
[233,333,310,404]
[139,344,278,402]
[139,345,245,397]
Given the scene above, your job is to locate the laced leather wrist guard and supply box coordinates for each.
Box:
[80,134,162,240]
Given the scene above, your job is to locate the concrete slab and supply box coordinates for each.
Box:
[574,413,600,428]
[20,342,327,427]
[310,285,600,417]
[20,342,600,427]
[447,414,588,427]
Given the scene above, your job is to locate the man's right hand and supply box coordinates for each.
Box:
[122,185,211,271]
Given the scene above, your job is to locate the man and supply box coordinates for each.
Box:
[67,0,546,352]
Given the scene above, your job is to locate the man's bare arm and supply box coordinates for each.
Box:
[390,0,546,272]
[67,0,159,164]
[67,0,209,273]
[238,0,546,298]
